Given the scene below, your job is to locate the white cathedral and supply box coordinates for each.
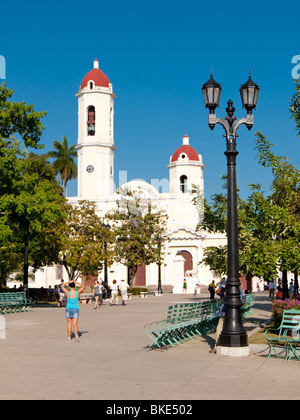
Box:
[31,60,228,293]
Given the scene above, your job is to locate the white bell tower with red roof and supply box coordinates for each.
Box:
[168,135,205,195]
[75,59,116,199]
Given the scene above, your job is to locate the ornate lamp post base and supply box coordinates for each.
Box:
[216,345,250,357]
[218,327,248,347]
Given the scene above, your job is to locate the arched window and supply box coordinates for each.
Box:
[109,107,113,136]
[87,106,95,136]
[180,175,188,193]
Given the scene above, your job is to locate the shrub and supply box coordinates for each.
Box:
[272,299,300,328]
[130,287,149,295]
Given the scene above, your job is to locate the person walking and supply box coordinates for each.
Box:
[289,280,295,297]
[93,280,101,309]
[209,280,226,353]
[99,281,106,306]
[209,281,243,354]
[268,279,275,300]
[109,280,119,306]
[61,281,85,341]
[58,279,65,307]
[119,279,130,306]
[208,280,216,300]
[276,279,283,300]
[182,278,187,294]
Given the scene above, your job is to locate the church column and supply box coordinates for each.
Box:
[173,253,185,294]
[164,245,170,287]
[197,244,203,285]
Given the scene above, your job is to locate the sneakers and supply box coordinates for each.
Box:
[209,348,216,354]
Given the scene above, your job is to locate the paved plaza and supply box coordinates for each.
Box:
[0,290,300,401]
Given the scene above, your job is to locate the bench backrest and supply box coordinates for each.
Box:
[165,300,222,324]
[0,292,27,302]
[279,309,300,336]
[242,293,255,305]
[0,293,17,301]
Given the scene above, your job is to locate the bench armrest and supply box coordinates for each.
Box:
[265,328,279,339]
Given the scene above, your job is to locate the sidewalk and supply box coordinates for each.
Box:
[0,291,299,400]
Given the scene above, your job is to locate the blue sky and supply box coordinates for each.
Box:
[1,0,300,202]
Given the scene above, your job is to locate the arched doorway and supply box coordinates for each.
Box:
[127,264,146,287]
[135,263,146,286]
[177,250,193,274]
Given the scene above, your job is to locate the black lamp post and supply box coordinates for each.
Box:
[157,235,163,294]
[202,69,260,355]
[102,222,111,297]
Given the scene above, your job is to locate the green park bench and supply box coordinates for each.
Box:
[16,292,33,311]
[265,309,300,362]
[144,299,221,350]
[144,292,256,350]
[241,292,256,318]
[0,292,33,314]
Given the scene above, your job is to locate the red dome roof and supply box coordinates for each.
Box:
[80,60,110,89]
[171,137,199,162]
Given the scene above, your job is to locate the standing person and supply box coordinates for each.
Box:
[58,279,65,307]
[289,280,294,297]
[208,280,216,300]
[209,281,243,354]
[119,279,130,306]
[210,279,227,353]
[109,280,119,306]
[61,281,85,341]
[268,280,275,300]
[93,280,101,309]
[99,282,106,306]
[276,279,283,300]
[194,282,200,296]
[182,278,187,294]
[217,277,227,299]
[99,278,105,299]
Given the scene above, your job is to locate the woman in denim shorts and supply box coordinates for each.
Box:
[61,281,85,341]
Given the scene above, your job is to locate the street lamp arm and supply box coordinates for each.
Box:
[232,114,254,137]
[208,113,254,140]
[208,114,229,132]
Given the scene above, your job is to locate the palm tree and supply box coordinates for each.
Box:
[48,136,77,196]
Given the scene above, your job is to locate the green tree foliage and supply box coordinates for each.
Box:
[107,188,168,286]
[0,147,67,290]
[197,133,300,282]
[56,201,113,282]
[0,83,47,149]
[250,132,300,273]
[195,80,300,283]
[47,136,77,196]
[290,79,300,138]
[0,83,66,289]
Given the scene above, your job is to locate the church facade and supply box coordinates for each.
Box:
[23,60,227,293]
[65,59,227,293]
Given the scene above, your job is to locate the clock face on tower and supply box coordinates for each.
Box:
[86,164,94,174]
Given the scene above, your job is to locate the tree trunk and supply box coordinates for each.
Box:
[294,269,299,297]
[23,235,29,297]
[282,269,289,300]
[128,266,137,287]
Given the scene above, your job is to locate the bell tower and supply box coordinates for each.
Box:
[168,135,205,195]
[75,59,116,199]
